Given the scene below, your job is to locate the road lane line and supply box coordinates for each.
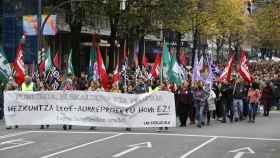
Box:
[0,131,33,140]
[31,130,119,135]
[0,139,35,151]
[30,130,280,141]
[40,133,123,158]
[178,137,217,158]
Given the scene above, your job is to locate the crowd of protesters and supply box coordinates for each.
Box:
[0,60,279,131]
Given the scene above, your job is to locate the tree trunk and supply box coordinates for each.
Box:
[176,32,181,61]
[70,23,81,77]
[191,29,198,67]
[109,16,119,72]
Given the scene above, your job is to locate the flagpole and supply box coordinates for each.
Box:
[117,44,120,65]
[143,39,145,68]
[160,39,165,84]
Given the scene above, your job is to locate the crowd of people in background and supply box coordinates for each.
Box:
[0,60,279,131]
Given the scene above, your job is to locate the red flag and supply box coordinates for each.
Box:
[112,64,120,86]
[179,50,187,65]
[151,54,161,79]
[97,47,109,90]
[53,52,60,69]
[143,55,148,68]
[219,55,234,82]
[13,40,25,86]
[238,51,253,83]
[39,62,45,74]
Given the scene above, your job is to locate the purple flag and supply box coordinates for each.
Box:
[192,52,203,83]
[205,57,214,89]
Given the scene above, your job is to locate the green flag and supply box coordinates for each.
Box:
[45,48,52,75]
[160,42,170,81]
[67,50,74,75]
[168,52,183,86]
[88,47,97,80]
[0,48,12,84]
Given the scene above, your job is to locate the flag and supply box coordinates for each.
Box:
[31,61,39,81]
[53,51,60,69]
[13,39,25,86]
[97,47,109,90]
[133,40,139,66]
[238,51,253,83]
[143,55,148,68]
[160,42,170,80]
[67,49,74,75]
[219,55,234,82]
[45,48,52,75]
[198,55,204,71]
[211,63,221,77]
[88,33,99,81]
[192,52,203,83]
[151,53,161,79]
[179,49,187,65]
[168,52,183,86]
[142,41,148,68]
[134,53,139,66]
[123,40,128,61]
[205,57,214,89]
[0,48,12,84]
[39,61,45,74]
[112,64,120,85]
[88,46,99,81]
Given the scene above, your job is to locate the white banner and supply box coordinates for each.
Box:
[4,91,176,128]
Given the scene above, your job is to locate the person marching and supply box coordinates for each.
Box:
[247,82,261,123]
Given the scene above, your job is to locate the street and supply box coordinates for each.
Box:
[0,112,280,158]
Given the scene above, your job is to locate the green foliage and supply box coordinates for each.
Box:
[253,0,280,49]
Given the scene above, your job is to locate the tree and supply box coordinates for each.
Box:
[253,0,280,55]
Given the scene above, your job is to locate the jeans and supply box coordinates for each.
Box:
[195,105,205,126]
[233,99,244,119]
[249,103,258,121]
[222,99,234,122]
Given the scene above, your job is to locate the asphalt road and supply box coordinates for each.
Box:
[0,112,280,158]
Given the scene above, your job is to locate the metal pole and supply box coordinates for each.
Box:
[37,0,42,64]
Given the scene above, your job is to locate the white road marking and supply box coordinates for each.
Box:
[0,131,32,140]
[0,139,34,151]
[32,130,119,135]
[112,142,152,157]
[30,130,280,141]
[40,133,123,158]
[178,137,217,158]
[230,147,255,158]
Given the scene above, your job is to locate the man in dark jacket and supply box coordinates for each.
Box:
[220,81,234,123]
[272,80,280,110]
[261,82,273,116]
[177,85,193,127]
[233,81,245,121]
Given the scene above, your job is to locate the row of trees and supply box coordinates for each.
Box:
[42,0,280,74]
